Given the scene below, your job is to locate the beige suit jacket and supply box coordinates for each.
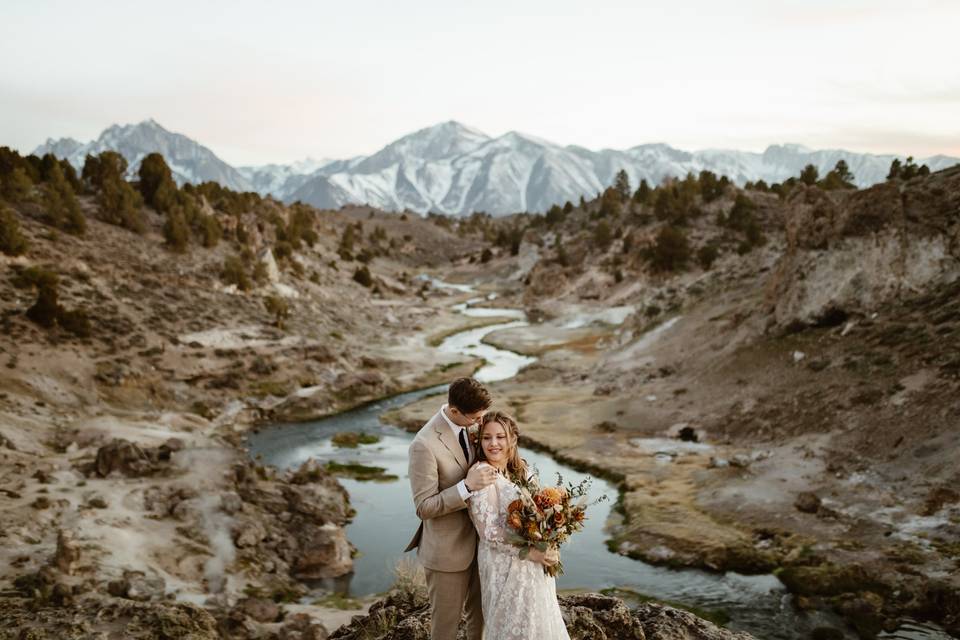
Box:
[405,409,477,572]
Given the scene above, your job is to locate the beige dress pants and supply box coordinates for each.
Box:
[424,555,483,640]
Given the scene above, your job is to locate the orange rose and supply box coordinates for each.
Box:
[552,512,566,526]
[507,499,522,514]
[534,487,563,510]
[507,512,522,530]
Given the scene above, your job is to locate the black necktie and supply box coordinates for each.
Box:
[458,429,470,463]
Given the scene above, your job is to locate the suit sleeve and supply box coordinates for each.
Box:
[409,438,468,520]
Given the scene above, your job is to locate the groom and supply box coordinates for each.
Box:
[405,377,497,640]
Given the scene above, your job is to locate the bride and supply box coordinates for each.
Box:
[467,411,570,640]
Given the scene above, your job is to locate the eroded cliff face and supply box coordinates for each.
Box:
[767,171,960,329]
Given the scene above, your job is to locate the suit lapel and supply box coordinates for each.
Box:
[433,412,468,471]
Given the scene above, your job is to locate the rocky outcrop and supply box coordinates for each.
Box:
[90,437,185,477]
[767,168,960,328]
[0,597,219,640]
[230,458,355,582]
[329,591,755,640]
[291,522,354,579]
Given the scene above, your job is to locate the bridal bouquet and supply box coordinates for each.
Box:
[504,472,605,577]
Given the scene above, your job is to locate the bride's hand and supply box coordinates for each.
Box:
[544,546,560,566]
[527,546,559,567]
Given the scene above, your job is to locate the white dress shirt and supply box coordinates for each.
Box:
[440,404,474,501]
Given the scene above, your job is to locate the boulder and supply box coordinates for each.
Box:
[794,492,822,514]
[282,483,350,524]
[562,593,645,639]
[220,491,243,515]
[95,438,152,477]
[235,596,281,623]
[158,437,185,460]
[259,248,281,284]
[279,612,329,640]
[107,569,166,601]
[292,523,354,579]
[232,517,268,548]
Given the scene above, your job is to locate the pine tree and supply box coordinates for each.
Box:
[264,295,290,329]
[59,160,82,193]
[1,167,34,202]
[545,204,564,226]
[222,255,251,291]
[614,169,631,201]
[593,220,613,249]
[163,207,190,252]
[819,160,857,190]
[599,187,622,217]
[82,151,127,190]
[25,269,60,328]
[654,189,675,221]
[633,179,652,205]
[39,153,61,182]
[650,225,690,272]
[699,170,723,202]
[98,176,146,233]
[353,265,373,287]
[198,213,221,248]
[886,158,902,180]
[0,205,28,256]
[138,153,177,212]
[726,194,757,232]
[43,163,86,235]
[895,156,930,180]
[697,244,719,270]
[834,159,854,184]
[800,164,819,186]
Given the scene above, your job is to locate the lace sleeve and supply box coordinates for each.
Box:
[469,483,518,554]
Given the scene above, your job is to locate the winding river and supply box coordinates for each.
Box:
[246,280,950,640]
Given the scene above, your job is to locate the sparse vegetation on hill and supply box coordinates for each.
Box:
[465,161,960,637]
[2,141,957,639]
[0,204,28,255]
[887,155,931,181]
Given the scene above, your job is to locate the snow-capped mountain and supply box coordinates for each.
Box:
[237,157,335,198]
[33,119,252,192]
[33,119,959,216]
[275,123,958,215]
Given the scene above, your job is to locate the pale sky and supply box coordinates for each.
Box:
[2,0,958,166]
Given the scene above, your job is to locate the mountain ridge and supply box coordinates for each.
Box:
[34,119,959,216]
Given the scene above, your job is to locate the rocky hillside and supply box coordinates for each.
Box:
[2,142,958,638]
[0,147,499,637]
[428,165,959,636]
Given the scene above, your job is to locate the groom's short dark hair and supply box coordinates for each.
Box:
[448,377,492,414]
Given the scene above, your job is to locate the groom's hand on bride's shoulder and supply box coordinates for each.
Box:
[465,462,496,492]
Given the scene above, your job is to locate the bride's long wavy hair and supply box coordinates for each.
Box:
[475,411,528,482]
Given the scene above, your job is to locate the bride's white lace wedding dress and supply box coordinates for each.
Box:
[468,472,570,640]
